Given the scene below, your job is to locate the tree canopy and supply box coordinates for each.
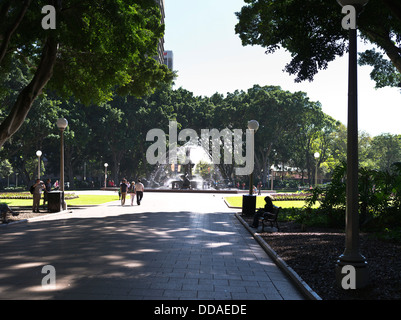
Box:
[235,0,401,87]
[0,0,174,148]
[3,77,399,190]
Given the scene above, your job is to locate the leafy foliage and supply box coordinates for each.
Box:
[305,161,401,232]
[359,49,401,89]
[235,0,401,88]
[0,0,174,147]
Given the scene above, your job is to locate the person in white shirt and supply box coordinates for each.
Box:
[134,179,144,205]
[128,181,136,206]
[32,179,45,212]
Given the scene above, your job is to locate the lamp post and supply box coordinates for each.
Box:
[84,161,86,181]
[335,0,369,289]
[314,152,320,187]
[271,167,274,191]
[56,118,68,210]
[36,150,42,179]
[248,120,259,195]
[104,163,108,189]
[242,120,259,216]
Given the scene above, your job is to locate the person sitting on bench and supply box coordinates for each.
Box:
[250,196,274,228]
[0,203,18,223]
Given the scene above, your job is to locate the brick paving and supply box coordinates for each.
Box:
[0,192,304,300]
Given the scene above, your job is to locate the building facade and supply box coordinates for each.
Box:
[163,50,173,70]
[155,0,174,72]
[155,0,165,65]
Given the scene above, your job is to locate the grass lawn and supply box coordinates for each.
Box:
[0,194,119,207]
[224,195,318,209]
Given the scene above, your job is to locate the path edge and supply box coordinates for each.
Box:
[235,212,322,300]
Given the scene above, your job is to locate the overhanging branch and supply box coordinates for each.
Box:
[0,37,58,148]
[0,0,31,65]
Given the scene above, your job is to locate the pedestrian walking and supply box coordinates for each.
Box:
[135,179,144,205]
[120,178,129,206]
[128,181,136,206]
[32,179,45,212]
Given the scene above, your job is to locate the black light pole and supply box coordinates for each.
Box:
[242,120,259,216]
[335,0,369,289]
[57,118,68,211]
[104,163,108,189]
[248,120,259,195]
[36,150,42,179]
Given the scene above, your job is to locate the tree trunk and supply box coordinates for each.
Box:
[0,37,58,148]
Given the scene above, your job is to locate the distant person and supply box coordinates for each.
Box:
[250,196,274,228]
[135,179,144,205]
[32,179,45,213]
[53,180,59,190]
[128,181,136,206]
[120,179,129,206]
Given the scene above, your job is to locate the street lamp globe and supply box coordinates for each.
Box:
[314,152,320,159]
[36,150,42,157]
[56,118,68,130]
[337,0,368,7]
[104,163,108,168]
[247,120,259,131]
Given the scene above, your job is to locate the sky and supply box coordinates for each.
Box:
[163,0,401,137]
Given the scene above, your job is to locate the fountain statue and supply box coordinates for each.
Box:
[146,143,230,191]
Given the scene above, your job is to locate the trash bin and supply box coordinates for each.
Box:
[47,191,64,212]
[242,194,256,216]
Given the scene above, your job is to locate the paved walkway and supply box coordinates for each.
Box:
[0,192,304,300]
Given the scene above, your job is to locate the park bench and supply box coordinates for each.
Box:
[260,206,281,232]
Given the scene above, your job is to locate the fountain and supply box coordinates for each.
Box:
[146,143,233,192]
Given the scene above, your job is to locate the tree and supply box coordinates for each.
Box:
[235,0,401,86]
[369,133,401,171]
[0,0,173,148]
[0,158,12,180]
[1,92,62,186]
[213,85,334,186]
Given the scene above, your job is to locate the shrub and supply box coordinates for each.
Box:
[270,192,313,201]
[0,192,78,200]
[305,161,401,231]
